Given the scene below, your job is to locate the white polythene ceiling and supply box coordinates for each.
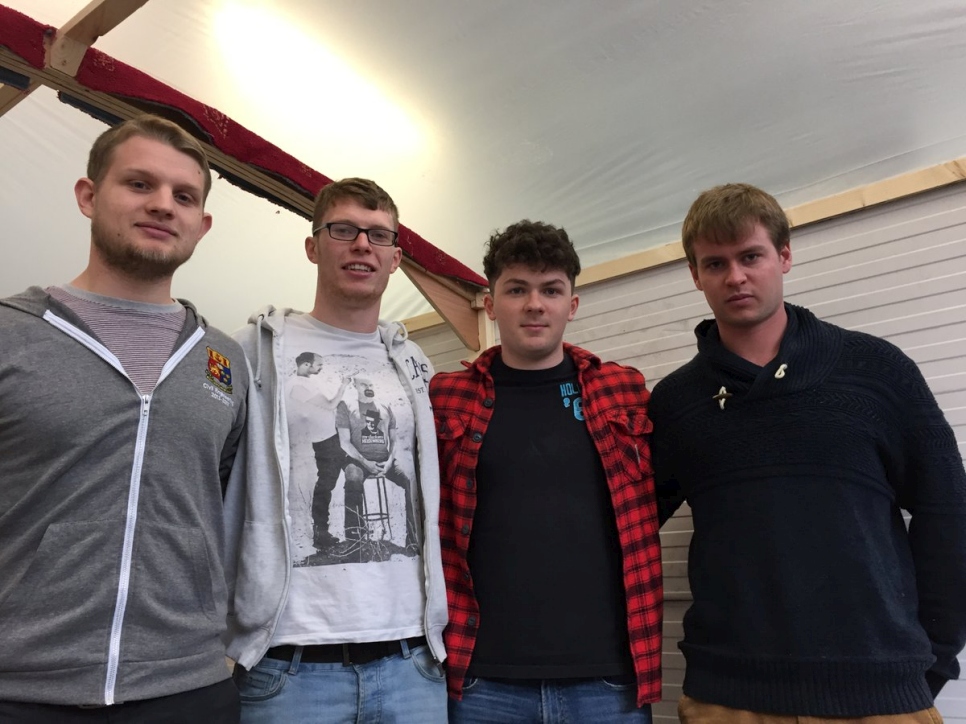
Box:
[4,0,966,332]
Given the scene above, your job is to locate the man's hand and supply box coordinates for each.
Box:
[370,460,388,475]
[364,459,383,476]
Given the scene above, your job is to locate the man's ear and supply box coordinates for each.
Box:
[389,246,402,273]
[74,178,95,220]
[780,242,792,274]
[689,264,703,291]
[198,213,213,241]
[305,235,319,263]
[568,293,579,322]
[483,292,496,321]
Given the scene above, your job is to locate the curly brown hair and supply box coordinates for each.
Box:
[483,220,581,288]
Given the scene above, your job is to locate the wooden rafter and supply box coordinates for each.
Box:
[576,157,966,289]
[0,0,148,123]
[402,264,482,351]
[0,44,482,345]
[0,80,40,115]
[47,0,150,76]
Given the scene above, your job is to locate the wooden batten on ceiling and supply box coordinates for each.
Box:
[0,3,485,345]
[574,158,966,290]
[404,159,966,335]
[0,80,39,115]
[401,264,482,351]
[47,0,151,77]
[0,0,149,119]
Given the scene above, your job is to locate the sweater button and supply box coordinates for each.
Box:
[461,524,470,535]
[467,616,477,627]
[466,479,475,490]
[463,570,471,580]
[483,398,493,408]
[472,432,482,443]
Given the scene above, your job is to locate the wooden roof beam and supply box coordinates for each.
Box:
[402,264,482,351]
[0,46,483,347]
[47,0,150,77]
[0,1,148,120]
[0,79,41,116]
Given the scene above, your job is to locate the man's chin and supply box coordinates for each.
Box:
[98,246,192,281]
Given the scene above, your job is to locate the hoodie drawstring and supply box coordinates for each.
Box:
[253,314,267,389]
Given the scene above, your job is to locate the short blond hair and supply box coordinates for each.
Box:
[87,114,212,201]
[682,183,789,267]
[311,177,399,230]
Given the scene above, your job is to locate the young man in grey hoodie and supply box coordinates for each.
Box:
[225,178,447,723]
[0,115,247,722]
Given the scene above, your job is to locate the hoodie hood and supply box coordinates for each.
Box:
[242,305,410,388]
[2,286,207,348]
[0,286,49,317]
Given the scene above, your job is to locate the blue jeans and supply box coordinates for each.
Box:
[234,641,446,724]
[449,676,652,724]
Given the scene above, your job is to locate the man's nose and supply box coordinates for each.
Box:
[348,229,374,251]
[146,188,175,215]
[725,261,747,285]
[524,291,545,310]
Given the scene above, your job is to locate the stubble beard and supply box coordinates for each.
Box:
[91,221,193,282]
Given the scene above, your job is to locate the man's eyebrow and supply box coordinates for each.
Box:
[699,244,770,262]
[500,277,567,287]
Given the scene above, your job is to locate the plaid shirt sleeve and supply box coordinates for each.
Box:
[570,344,664,706]
[430,346,663,706]
[429,353,496,699]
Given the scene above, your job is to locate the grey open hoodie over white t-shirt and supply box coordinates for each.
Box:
[0,286,248,706]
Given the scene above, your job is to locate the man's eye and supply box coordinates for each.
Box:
[129,180,149,190]
[369,230,393,244]
[544,288,560,296]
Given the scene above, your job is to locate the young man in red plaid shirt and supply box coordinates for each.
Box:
[429,220,663,722]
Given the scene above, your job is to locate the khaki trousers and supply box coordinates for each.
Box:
[678,695,944,724]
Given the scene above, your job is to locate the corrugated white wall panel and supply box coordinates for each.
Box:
[407,322,473,373]
[416,182,966,720]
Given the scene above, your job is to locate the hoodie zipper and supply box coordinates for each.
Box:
[43,311,204,704]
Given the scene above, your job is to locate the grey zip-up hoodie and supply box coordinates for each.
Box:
[223,306,447,668]
[0,286,248,706]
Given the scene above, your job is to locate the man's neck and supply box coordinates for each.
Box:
[70,267,174,306]
[717,306,788,367]
[310,297,380,334]
[499,345,566,371]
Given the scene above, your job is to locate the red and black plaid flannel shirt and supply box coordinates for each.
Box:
[429,344,663,706]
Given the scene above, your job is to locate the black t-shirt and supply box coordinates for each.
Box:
[467,354,633,679]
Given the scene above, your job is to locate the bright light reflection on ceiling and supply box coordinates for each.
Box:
[213,2,428,162]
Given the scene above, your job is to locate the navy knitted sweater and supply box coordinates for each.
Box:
[650,304,966,716]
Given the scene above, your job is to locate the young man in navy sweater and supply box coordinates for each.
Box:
[651,183,966,723]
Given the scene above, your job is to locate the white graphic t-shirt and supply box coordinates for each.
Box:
[272,313,425,644]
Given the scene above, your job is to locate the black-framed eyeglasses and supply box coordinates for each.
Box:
[312,222,399,247]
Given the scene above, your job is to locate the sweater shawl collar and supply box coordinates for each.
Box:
[694,303,843,398]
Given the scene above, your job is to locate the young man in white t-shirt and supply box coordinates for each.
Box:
[225,178,447,723]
